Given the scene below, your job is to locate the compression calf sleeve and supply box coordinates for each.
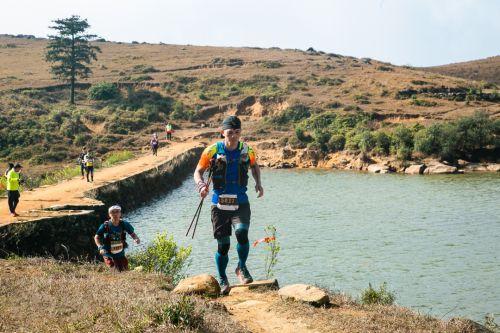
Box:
[215,237,230,279]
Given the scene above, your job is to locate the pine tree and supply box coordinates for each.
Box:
[45,15,101,104]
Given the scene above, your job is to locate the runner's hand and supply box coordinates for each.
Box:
[99,249,107,255]
[200,186,209,198]
[134,238,141,245]
[197,180,209,198]
[255,184,264,198]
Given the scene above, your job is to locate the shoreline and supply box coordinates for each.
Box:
[251,141,500,175]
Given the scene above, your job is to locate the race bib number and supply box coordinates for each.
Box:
[217,194,239,211]
[110,240,124,254]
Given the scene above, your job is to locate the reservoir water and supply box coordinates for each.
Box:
[128,170,500,321]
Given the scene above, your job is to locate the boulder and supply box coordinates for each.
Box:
[487,164,500,172]
[276,161,296,169]
[367,164,390,173]
[464,163,489,172]
[173,274,220,297]
[300,148,321,161]
[405,164,426,175]
[281,147,296,159]
[423,162,457,174]
[278,284,329,306]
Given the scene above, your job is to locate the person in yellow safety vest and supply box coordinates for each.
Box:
[6,163,22,217]
[83,153,94,182]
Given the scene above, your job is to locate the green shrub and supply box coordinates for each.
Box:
[106,115,148,134]
[313,130,331,152]
[345,130,361,151]
[327,134,345,152]
[377,66,393,72]
[261,61,282,69]
[288,136,306,149]
[454,111,495,155]
[373,131,391,155]
[295,126,311,143]
[411,80,428,85]
[361,282,395,305]
[129,232,191,283]
[410,96,437,107]
[60,117,87,137]
[170,101,196,121]
[358,130,375,153]
[132,64,159,73]
[131,75,153,82]
[122,89,174,113]
[391,125,413,151]
[316,77,344,86]
[88,83,120,100]
[152,296,203,329]
[271,104,311,125]
[74,133,91,146]
[414,124,443,156]
[354,94,371,104]
[326,101,343,109]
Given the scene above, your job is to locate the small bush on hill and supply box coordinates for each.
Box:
[261,61,282,69]
[377,66,393,72]
[410,96,437,107]
[88,83,120,100]
[170,101,196,121]
[270,104,311,125]
[132,64,159,73]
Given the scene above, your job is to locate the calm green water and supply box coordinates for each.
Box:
[128,170,500,321]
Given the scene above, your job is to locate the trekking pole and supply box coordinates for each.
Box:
[186,169,212,238]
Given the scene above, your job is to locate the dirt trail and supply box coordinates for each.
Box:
[0,134,206,226]
[221,289,323,333]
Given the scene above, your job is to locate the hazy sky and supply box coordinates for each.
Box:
[1,0,499,66]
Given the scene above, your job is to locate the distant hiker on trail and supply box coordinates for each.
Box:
[151,133,159,156]
[166,122,173,141]
[6,163,22,217]
[83,152,94,182]
[94,205,140,272]
[193,115,264,295]
[77,147,87,180]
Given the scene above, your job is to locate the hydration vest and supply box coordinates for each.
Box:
[103,220,128,251]
[210,141,251,191]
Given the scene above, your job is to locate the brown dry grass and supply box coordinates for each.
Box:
[423,56,500,85]
[1,36,498,122]
[0,258,247,333]
[272,290,490,333]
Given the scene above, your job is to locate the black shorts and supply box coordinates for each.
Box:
[211,203,251,239]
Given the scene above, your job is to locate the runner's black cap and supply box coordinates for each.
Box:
[14,163,22,168]
[221,116,241,130]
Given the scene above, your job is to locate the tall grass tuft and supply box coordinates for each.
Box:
[102,150,134,167]
[361,282,396,305]
[151,296,203,329]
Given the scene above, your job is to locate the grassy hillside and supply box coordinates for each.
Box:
[422,56,500,85]
[0,36,499,176]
